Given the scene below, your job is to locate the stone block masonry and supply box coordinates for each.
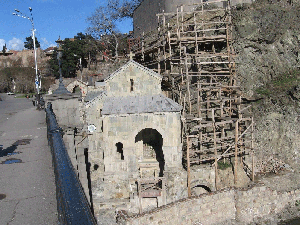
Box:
[119,184,300,224]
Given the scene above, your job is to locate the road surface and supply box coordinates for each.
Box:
[0,94,58,225]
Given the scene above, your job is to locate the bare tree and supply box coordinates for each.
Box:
[108,0,142,19]
[86,0,141,60]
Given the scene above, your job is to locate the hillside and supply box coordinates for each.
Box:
[232,1,300,175]
[0,49,54,93]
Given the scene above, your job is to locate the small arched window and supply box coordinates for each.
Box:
[130,79,134,92]
[116,142,124,160]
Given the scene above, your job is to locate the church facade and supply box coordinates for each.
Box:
[84,60,186,221]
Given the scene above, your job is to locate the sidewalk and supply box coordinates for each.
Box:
[0,99,58,225]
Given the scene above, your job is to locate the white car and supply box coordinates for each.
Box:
[6,92,15,95]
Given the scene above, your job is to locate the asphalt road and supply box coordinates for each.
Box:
[0,94,58,225]
[0,94,34,124]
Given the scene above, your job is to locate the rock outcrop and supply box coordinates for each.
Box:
[232,1,300,173]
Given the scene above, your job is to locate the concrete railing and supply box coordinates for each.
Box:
[46,102,97,225]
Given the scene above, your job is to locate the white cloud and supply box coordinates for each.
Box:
[8,38,24,51]
[41,37,56,50]
[0,39,5,49]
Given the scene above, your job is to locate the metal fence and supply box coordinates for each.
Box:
[46,102,97,225]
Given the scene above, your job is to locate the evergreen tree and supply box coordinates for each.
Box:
[48,33,102,78]
[2,44,6,54]
[24,36,40,50]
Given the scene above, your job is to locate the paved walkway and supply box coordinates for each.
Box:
[0,94,58,225]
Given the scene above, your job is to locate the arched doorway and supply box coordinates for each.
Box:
[191,184,211,196]
[135,128,164,177]
[72,85,81,94]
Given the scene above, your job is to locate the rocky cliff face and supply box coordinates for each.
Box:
[233,2,300,94]
[232,1,300,174]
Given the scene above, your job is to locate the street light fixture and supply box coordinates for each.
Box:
[13,7,40,106]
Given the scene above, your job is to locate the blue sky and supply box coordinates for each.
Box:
[0,0,133,50]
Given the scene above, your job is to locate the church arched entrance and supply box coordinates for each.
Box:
[135,128,164,177]
[72,85,81,94]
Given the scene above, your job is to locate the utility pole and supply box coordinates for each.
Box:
[13,7,41,108]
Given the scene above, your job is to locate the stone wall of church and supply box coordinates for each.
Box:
[102,112,182,173]
[105,64,161,97]
[84,60,184,223]
[84,98,105,185]
[89,111,185,222]
[103,111,184,201]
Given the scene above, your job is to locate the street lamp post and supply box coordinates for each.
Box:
[56,38,63,84]
[52,37,71,95]
[13,7,40,107]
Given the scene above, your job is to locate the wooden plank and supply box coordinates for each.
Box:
[213,120,218,190]
[194,119,237,128]
[234,120,238,185]
[190,150,248,163]
[180,28,227,34]
[138,178,165,183]
[169,35,226,42]
[251,117,255,182]
[187,136,191,198]
[138,182,142,214]
[174,21,229,27]
[140,190,161,198]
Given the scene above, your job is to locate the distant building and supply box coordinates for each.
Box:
[44,47,55,57]
[0,52,13,56]
[0,44,13,56]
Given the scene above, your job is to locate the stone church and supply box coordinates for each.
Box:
[83,60,186,221]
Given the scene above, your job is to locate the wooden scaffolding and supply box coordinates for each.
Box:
[131,0,255,196]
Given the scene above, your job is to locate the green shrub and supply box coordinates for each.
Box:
[255,69,300,97]
[218,161,232,170]
[256,87,271,96]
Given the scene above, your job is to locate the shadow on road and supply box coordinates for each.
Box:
[0,139,31,157]
[0,144,18,157]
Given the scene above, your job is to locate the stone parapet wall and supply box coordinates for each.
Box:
[119,184,300,224]
[121,189,236,225]
[236,186,300,223]
[44,95,83,128]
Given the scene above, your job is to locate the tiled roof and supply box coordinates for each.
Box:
[84,90,105,102]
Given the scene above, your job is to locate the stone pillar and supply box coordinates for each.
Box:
[75,135,90,203]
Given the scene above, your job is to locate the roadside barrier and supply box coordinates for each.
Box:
[45,102,97,225]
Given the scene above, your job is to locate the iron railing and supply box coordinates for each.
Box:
[46,102,97,225]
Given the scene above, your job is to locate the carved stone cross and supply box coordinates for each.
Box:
[129,51,135,60]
